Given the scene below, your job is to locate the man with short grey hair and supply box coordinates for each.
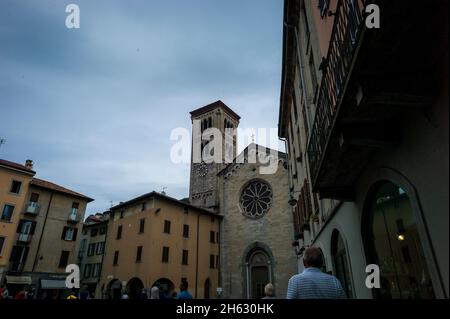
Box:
[287,246,346,299]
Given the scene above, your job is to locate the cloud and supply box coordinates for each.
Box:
[0,0,283,215]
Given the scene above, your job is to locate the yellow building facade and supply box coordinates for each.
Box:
[99,191,221,299]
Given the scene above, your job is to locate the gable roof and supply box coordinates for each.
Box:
[190,100,241,121]
[111,191,221,218]
[0,159,36,175]
[217,143,287,177]
[31,178,94,202]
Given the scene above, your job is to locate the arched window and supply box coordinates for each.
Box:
[331,229,353,298]
[365,182,435,298]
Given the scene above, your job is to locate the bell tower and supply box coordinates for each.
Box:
[189,100,240,211]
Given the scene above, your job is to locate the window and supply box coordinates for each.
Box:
[10,181,22,194]
[17,220,36,235]
[84,264,92,278]
[120,210,124,219]
[0,237,5,256]
[30,192,39,203]
[136,246,143,262]
[91,228,98,237]
[209,254,215,269]
[141,202,147,211]
[367,182,435,299]
[139,218,145,234]
[87,243,96,256]
[182,250,188,265]
[71,202,79,215]
[216,255,220,269]
[61,227,78,241]
[1,204,15,221]
[96,242,105,255]
[183,224,189,238]
[318,0,330,18]
[292,92,299,123]
[58,251,70,268]
[309,53,318,102]
[216,232,220,243]
[240,180,273,219]
[211,216,215,223]
[92,263,102,277]
[302,1,311,48]
[162,246,169,263]
[113,251,119,265]
[184,207,188,215]
[99,226,107,235]
[116,225,122,239]
[210,231,215,243]
[164,220,171,234]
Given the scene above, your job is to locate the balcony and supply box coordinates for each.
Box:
[17,233,32,244]
[307,0,446,199]
[68,211,79,223]
[24,202,40,216]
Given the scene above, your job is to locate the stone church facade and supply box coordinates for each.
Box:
[189,101,297,299]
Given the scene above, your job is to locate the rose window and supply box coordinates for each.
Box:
[240,180,272,218]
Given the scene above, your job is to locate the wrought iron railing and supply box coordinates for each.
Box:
[307,0,366,186]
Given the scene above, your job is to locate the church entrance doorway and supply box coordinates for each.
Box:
[245,249,272,299]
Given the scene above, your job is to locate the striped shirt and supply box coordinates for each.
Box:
[286,268,347,299]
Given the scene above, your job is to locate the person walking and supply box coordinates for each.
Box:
[262,283,276,299]
[287,246,347,299]
[175,281,193,300]
[150,286,160,299]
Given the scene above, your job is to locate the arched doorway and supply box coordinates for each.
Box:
[106,279,122,300]
[331,229,353,298]
[126,277,144,299]
[204,278,211,299]
[152,278,175,299]
[363,181,435,298]
[246,249,271,299]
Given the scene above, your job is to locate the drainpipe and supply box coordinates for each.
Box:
[194,213,200,298]
[32,191,54,272]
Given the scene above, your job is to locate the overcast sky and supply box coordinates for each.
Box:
[0,0,284,215]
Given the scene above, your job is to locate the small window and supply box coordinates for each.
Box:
[84,264,92,278]
[120,210,124,219]
[162,246,169,263]
[141,202,147,211]
[139,218,145,234]
[216,232,220,243]
[61,227,77,241]
[211,216,215,223]
[99,226,107,235]
[58,250,70,268]
[216,255,220,269]
[1,204,15,221]
[182,250,189,265]
[209,254,215,269]
[113,251,119,265]
[318,0,330,18]
[30,193,40,203]
[184,207,188,215]
[164,220,171,234]
[91,228,98,237]
[183,224,189,238]
[96,242,105,255]
[116,225,122,239]
[210,231,215,243]
[136,246,143,262]
[87,243,96,256]
[10,181,22,194]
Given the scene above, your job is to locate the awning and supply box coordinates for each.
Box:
[6,276,32,285]
[40,279,67,289]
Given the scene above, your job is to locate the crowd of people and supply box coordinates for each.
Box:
[1,246,347,300]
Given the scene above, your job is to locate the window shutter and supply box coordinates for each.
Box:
[16,220,24,233]
[30,221,36,235]
[72,228,78,241]
[61,227,67,240]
